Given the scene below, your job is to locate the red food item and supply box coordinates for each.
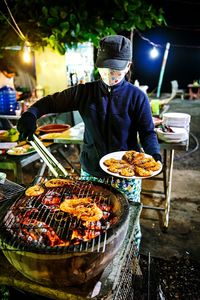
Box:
[42,196,61,206]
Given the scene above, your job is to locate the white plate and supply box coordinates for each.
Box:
[156,127,188,140]
[163,112,190,119]
[7,146,35,156]
[158,137,188,143]
[163,113,191,127]
[99,151,162,179]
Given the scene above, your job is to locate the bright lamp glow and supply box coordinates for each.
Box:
[150,46,159,59]
[23,42,31,63]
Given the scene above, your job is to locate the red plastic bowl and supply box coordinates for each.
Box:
[38,124,71,133]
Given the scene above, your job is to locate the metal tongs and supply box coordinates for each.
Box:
[30,134,68,177]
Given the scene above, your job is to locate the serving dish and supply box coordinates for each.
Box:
[7,144,35,156]
[100,151,162,179]
[156,127,188,143]
[38,124,71,133]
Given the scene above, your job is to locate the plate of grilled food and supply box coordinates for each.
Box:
[7,144,36,156]
[100,150,162,179]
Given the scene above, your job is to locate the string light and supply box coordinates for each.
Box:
[3,0,26,42]
[2,0,32,64]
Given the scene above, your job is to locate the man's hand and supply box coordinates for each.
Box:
[17,111,37,141]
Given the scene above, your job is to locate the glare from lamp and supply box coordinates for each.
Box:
[150,47,159,59]
[23,45,31,63]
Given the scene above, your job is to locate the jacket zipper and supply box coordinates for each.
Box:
[104,87,112,152]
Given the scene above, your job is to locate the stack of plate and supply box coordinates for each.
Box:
[162,112,191,128]
[156,126,188,143]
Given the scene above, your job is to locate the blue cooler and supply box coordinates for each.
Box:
[0,85,17,115]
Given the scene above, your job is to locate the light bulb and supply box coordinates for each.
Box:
[150,46,159,59]
[23,43,31,63]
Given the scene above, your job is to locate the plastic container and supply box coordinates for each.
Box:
[151,99,160,117]
[0,85,17,115]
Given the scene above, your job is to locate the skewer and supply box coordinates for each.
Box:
[30,134,68,177]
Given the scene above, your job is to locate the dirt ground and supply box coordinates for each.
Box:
[140,98,200,262]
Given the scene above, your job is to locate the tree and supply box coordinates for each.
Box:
[0,0,165,55]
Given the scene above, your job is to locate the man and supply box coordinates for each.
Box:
[17,35,161,251]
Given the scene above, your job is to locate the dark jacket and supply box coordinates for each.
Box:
[28,79,160,178]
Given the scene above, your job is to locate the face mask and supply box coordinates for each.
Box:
[98,65,129,86]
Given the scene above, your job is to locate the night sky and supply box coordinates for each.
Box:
[133,0,200,94]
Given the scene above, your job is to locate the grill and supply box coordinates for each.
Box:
[0,177,130,287]
[0,202,142,299]
[0,136,131,287]
[1,178,129,254]
[0,179,25,203]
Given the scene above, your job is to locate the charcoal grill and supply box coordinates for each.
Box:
[0,202,142,299]
[0,176,129,287]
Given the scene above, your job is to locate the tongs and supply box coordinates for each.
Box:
[30,134,68,177]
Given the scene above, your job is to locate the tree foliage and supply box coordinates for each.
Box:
[0,0,165,54]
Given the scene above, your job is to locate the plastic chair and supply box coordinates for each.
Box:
[171,80,185,100]
[155,80,184,106]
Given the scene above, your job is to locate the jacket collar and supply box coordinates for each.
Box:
[99,78,127,94]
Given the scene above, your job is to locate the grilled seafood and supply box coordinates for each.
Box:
[122,150,145,164]
[146,161,161,171]
[107,165,121,173]
[134,166,153,177]
[60,197,103,222]
[107,160,129,173]
[119,167,135,177]
[103,158,122,166]
[25,185,45,197]
[45,178,74,187]
[42,191,61,206]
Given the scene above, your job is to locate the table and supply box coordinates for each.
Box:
[0,143,63,184]
[0,115,20,131]
[40,122,84,175]
[187,83,200,100]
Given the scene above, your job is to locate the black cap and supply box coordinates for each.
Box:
[96,35,132,70]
